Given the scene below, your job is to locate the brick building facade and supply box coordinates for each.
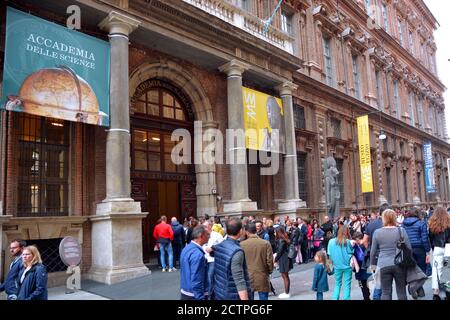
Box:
[0,0,449,286]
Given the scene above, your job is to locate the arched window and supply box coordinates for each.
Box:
[132,87,192,174]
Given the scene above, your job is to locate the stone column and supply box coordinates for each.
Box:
[219,60,257,215]
[376,130,387,205]
[276,82,306,214]
[88,11,150,285]
[305,8,321,80]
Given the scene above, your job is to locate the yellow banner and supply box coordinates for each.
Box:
[242,86,285,153]
[357,115,373,193]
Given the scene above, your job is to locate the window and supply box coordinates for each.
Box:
[386,167,392,204]
[403,170,408,203]
[17,115,69,217]
[240,0,251,11]
[397,19,404,46]
[323,37,334,87]
[393,80,401,118]
[408,91,415,126]
[430,52,437,74]
[336,159,345,207]
[133,129,190,174]
[135,88,186,121]
[352,55,361,99]
[421,43,426,63]
[417,97,424,128]
[382,4,389,32]
[294,104,306,129]
[331,117,341,139]
[409,31,414,54]
[281,10,293,35]
[375,70,384,109]
[297,153,307,203]
[400,141,405,156]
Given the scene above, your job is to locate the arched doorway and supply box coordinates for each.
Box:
[130,80,196,263]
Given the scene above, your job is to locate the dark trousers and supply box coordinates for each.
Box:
[380,265,407,300]
[181,293,195,300]
[300,241,308,263]
[359,280,370,300]
[412,247,427,274]
[172,242,183,267]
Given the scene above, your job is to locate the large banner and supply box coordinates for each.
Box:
[242,86,285,153]
[1,7,110,126]
[357,115,373,193]
[423,142,437,193]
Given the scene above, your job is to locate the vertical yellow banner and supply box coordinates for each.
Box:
[357,115,373,193]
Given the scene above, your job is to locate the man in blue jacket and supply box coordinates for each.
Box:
[180,225,210,300]
[0,239,26,300]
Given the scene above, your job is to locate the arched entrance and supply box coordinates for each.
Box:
[129,60,218,263]
[130,80,196,263]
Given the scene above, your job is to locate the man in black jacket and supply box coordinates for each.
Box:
[321,216,334,250]
[0,239,26,300]
[171,217,186,269]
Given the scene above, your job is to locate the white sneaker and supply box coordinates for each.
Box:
[278,293,290,299]
[162,268,167,272]
[168,268,176,272]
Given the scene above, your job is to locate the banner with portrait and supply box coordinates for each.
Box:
[1,7,111,127]
[242,86,285,153]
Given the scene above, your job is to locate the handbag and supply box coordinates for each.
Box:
[288,243,297,259]
[394,227,416,269]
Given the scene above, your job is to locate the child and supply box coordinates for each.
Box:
[312,250,333,300]
[352,232,372,300]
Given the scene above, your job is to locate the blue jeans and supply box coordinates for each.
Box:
[412,247,427,274]
[258,292,269,300]
[316,292,323,300]
[207,262,214,297]
[160,241,174,269]
[333,268,352,300]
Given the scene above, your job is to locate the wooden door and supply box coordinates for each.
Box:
[180,182,197,220]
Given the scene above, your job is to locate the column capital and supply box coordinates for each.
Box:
[218,59,250,77]
[276,81,298,97]
[99,11,141,36]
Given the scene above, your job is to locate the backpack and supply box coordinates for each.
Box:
[394,227,416,269]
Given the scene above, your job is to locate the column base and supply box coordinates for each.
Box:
[87,201,150,285]
[277,199,306,211]
[222,200,258,216]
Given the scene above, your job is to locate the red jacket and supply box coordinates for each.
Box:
[153,222,174,241]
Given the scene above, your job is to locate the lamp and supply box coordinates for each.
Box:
[379,129,387,140]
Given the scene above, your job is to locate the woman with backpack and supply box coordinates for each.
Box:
[352,232,371,300]
[370,209,411,300]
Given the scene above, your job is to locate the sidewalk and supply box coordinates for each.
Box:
[48,262,435,300]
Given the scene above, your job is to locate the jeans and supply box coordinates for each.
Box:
[258,292,269,300]
[316,292,323,300]
[160,241,174,269]
[412,247,427,274]
[431,247,445,294]
[207,262,215,297]
[372,267,382,300]
[380,265,407,300]
[333,268,352,300]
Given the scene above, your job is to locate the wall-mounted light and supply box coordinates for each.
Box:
[379,129,387,140]
[51,122,64,127]
[152,137,161,141]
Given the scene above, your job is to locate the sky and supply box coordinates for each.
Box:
[424,0,450,139]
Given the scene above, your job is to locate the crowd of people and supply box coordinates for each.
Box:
[165,205,450,300]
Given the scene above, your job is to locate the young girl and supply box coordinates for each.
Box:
[352,232,372,300]
[312,250,333,300]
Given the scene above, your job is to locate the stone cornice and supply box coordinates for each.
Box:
[98,10,141,35]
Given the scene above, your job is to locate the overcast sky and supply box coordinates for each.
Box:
[424,0,450,138]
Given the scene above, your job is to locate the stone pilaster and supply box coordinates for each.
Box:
[219,60,257,214]
[88,11,150,285]
[410,142,421,204]
[305,7,321,80]
[365,53,377,107]
[376,130,387,205]
[276,82,306,213]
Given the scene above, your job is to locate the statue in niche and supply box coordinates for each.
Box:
[325,156,340,219]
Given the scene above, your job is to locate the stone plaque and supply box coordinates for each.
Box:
[59,236,81,267]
